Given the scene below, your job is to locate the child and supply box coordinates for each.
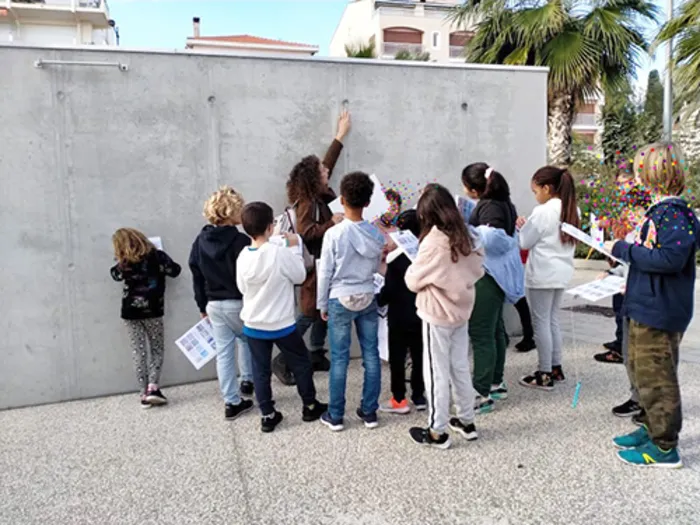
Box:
[110,228,181,408]
[236,202,328,433]
[517,167,579,390]
[462,163,524,413]
[189,186,255,421]
[606,142,698,468]
[406,184,484,449]
[317,172,385,431]
[377,209,426,414]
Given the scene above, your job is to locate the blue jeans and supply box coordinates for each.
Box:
[327,298,380,421]
[206,300,253,405]
[296,314,327,351]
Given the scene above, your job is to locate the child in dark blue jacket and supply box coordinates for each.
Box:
[606,142,700,469]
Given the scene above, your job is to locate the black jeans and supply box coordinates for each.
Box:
[612,293,624,345]
[514,297,534,341]
[248,329,317,415]
[389,326,424,402]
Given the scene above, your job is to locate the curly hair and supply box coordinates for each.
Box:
[340,171,374,208]
[112,228,155,265]
[203,186,245,226]
[286,155,323,204]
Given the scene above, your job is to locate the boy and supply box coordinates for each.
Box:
[317,172,385,431]
[189,186,255,421]
[605,142,699,468]
[377,209,426,414]
[236,202,327,433]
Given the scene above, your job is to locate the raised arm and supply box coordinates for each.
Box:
[322,110,351,180]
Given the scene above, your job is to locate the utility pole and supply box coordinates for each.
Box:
[663,0,674,142]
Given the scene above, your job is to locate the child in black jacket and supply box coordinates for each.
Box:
[377,210,426,414]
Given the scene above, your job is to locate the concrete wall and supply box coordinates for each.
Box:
[0,44,547,410]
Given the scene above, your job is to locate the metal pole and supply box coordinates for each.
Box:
[663,0,674,142]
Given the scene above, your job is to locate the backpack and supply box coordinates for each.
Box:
[273,202,316,272]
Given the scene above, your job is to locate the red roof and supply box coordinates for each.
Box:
[188,34,317,49]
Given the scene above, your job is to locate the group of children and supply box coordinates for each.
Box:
[110,121,698,466]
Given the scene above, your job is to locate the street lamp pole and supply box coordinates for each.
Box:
[663,0,674,142]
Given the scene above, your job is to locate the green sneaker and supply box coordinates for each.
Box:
[490,382,508,401]
[616,441,682,469]
[612,426,650,450]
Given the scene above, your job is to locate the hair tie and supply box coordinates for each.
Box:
[485,167,494,180]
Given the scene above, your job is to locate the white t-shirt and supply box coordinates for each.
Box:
[236,242,306,332]
[519,198,576,289]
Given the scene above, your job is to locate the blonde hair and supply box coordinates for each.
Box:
[112,228,155,265]
[203,186,245,226]
[634,142,687,196]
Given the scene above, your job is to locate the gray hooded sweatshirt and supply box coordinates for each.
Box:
[316,219,385,313]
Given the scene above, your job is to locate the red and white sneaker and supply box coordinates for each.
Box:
[379,397,410,414]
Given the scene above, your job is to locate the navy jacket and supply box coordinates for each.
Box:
[612,197,700,333]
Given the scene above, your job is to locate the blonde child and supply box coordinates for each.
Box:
[111,228,181,408]
[606,142,699,468]
[517,167,579,391]
[189,186,255,421]
[405,184,484,449]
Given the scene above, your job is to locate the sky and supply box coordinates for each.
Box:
[108,0,669,92]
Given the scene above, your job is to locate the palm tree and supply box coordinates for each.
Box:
[344,40,377,58]
[451,0,658,166]
[656,0,700,125]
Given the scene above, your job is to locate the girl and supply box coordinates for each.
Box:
[517,167,578,390]
[111,228,181,408]
[405,184,484,449]
[462,163,525,412]
[375,188,402,275]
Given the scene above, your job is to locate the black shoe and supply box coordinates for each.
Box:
[594,350,624,364]
[145,389,168,406]
[356,408,379,429]
[632,410,646,427]
[272,354,296,386]
[409,427,451,449]
[448,418,478,441]
[603,340,622,352]
[240,381,254,397]
[310,350,331,372]
[140,398,152,409]
[551,366,566,383]
[302,401,328,422]
[261,411,284,433]
[412,395,428,411]
[225,399,254,420]
[515,338,536,352]
[613,399,642,418]
[519,371,554,391]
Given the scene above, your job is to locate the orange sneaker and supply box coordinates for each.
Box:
[379,397,410,414]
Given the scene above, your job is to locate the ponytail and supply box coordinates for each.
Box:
[532,166,579,244]
[461,162,511,202]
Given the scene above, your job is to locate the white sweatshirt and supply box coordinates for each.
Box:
[236,242,306,332]
[519,198,576,289]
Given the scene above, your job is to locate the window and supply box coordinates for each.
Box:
[432,31,440,49]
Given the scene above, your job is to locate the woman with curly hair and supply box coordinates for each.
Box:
[272,111,350,384]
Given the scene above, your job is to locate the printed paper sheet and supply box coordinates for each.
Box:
[328,174,390,223]
[175,317,217,370]
[148,236,163,250]
[561,222,626,266]
[565,275,626,302]
[456,195,477,223]
[389,230,419,262]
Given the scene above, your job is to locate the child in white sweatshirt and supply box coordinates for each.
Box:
[237,202,327,433]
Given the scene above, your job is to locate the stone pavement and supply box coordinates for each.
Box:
[2,269,700,525]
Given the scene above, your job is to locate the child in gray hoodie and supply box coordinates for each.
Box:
[317,172,386,431]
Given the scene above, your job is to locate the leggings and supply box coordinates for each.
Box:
[124,318,165,394]
[526,288,564,373]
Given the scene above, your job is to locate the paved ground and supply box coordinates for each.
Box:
[2,269,700,525]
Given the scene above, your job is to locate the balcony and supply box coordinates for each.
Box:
[382,42,425,58]
[3,0,110,27]
[573,112,599,129]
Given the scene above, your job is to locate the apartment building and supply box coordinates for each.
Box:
[572,96,603,144]
[330,0,473,63]
[186,17,318,58]
[0,0,116,46]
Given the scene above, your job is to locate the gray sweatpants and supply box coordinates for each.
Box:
[526,288,564,373]
[622,318,640,403]
[423,321,475,434]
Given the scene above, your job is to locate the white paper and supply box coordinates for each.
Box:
[389,230,419,262]
[269,234,303,258]
[328,174,391,223]
[148,236,163,250]
[456,195,477,223]
[589,214,604,248]
[373,273,385,295]
[561,222,626,266]
[566,275,626,302]
[175,317,217,370]
[378,305,389,362]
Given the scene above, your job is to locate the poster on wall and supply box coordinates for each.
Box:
[176,317,217,370]
[328,174,390,223]
[149,236,163,250]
